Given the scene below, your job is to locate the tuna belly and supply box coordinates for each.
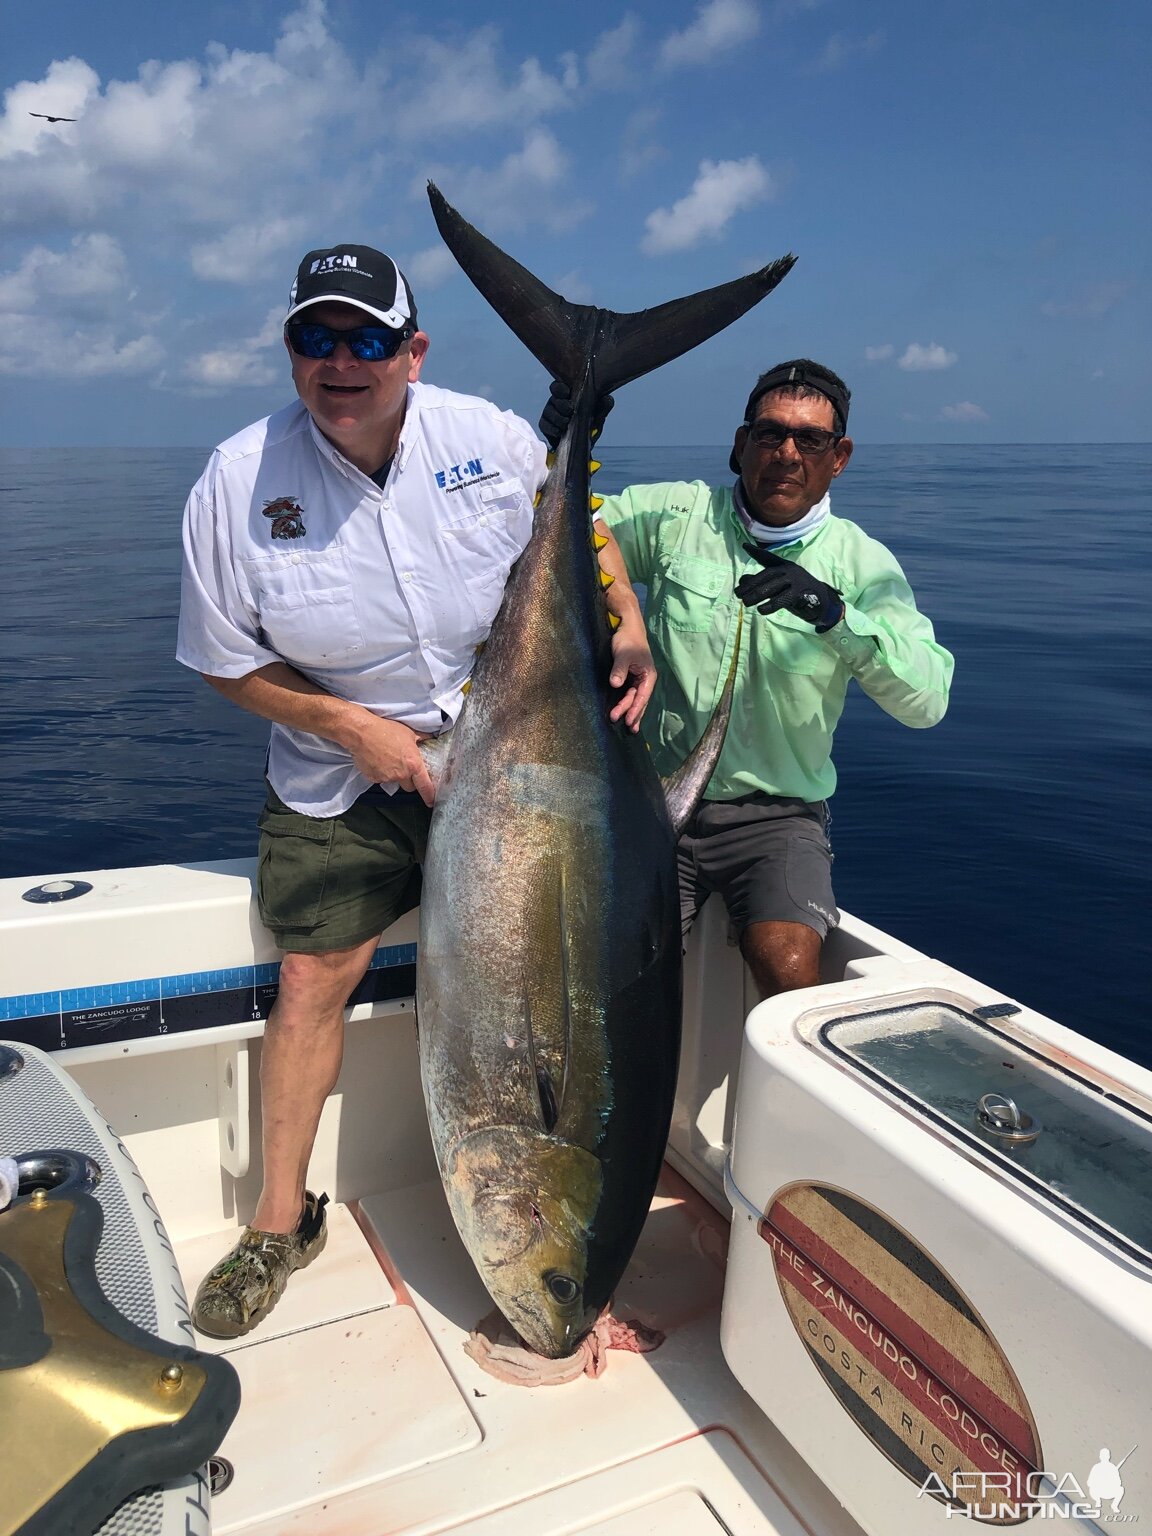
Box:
[416,735,680,1349]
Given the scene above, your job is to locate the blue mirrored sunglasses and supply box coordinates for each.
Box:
[285,320,413,362]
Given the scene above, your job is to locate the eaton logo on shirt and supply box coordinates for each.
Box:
[435,458,499,493]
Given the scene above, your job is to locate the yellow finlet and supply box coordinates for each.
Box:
[588,459,602,474]
[593,532,609,551]
[600,570,615,590]
[461,679,472,695]
[608,611,622,630]
[589,494,604,512]
[546,450,556,469]
[534,490,543,507]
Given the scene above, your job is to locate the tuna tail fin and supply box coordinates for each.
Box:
[426,182,795,396]
[661,608,744,837]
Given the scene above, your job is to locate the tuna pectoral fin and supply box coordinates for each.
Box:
[417,727,454,797]
[662,609,744,836]
[427,182,795,395]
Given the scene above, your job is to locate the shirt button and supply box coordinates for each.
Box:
[478,515,489,527]
[402,572,413,582]
[291,554,303,565]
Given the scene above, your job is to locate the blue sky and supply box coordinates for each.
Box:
[1,0,1147,446]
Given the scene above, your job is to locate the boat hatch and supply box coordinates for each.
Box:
[818,999,1152,1267]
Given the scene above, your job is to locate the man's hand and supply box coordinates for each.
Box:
[608,620,657,732]
[345,715,436,806]
[539,380,615,451]
[735,544,844,633]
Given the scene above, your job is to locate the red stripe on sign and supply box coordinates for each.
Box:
[772,1254,1038,1490]
[762,1203,1036,1461]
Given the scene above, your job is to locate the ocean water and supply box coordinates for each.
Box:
[1,444,1149,1067]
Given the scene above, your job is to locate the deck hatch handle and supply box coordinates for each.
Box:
[975,1092,1039,1146]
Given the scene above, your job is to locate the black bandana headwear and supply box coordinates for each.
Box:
[730,359,851,474]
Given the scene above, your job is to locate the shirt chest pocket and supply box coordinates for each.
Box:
[246,547,365,665]
[441,480,532,592]
[759,613,837,678]
[656,554,732,634]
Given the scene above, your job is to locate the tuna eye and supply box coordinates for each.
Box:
[546,1273,580,1304]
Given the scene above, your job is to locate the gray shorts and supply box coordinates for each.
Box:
[677,794,839,940]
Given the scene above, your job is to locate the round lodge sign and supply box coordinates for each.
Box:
[760,1182,1042,1526]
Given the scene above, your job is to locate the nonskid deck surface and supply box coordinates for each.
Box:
[176,1170,866,1536]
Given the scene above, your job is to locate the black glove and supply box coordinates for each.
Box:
[735,544,845,632]
[538,380,615,450]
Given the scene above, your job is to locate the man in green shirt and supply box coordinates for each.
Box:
[541,359,953,996]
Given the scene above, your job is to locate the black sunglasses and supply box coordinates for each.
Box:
[745,420,842,456]
[285,320,413,362]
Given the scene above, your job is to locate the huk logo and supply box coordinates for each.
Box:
[917,1444,1139,1523]
[263,496,307,540]
[310,253,358,275]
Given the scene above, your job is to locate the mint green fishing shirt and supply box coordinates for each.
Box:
[598,481,954,802]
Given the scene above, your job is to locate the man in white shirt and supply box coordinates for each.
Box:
[178,243,653,1337]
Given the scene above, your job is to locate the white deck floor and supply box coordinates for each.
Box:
[177,1169,867,1536]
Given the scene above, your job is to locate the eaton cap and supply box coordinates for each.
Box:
[286,244,417,330]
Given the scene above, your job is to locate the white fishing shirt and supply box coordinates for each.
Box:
[177,382,547,816]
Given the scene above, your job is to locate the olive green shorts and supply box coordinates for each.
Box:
[256,784,432,954]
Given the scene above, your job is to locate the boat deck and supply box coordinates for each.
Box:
[179,1167,866,1536]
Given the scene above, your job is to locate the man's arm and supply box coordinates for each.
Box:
[596,528,656,732]
[204,663,436,804]
[825,565,953,729]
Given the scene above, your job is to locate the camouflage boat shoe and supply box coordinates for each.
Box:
[191,1191,329,1339]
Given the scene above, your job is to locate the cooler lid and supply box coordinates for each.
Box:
[819,999,1152,1267]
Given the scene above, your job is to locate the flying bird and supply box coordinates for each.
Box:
[29,112,77,123]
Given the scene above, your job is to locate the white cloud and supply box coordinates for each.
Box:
[0,5,608,393]
[0,58,99,157]
[0,2,364,231]
[551,269,594,304]
[184,305,285,389]
[641,157,773,255]
[814,31,883,71]
[405,245,459,291]
[1041,281,1130,318]
[865,343,894,361]
[898,342,957,371]
[659,0,760,69]
[183,350,280,389]
[586,18,641,90]
[390,27,576,137]
[427,128,592,234]
[939,401,989,423]
[190,219,305,282]
[250,306,288,348]
[619,108,665,180]
[0,233,165,377]
[0,233,128,314]
[0,318,163,379]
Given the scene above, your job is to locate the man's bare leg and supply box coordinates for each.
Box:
[740,919,822,999]
[252,933,380,1232]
